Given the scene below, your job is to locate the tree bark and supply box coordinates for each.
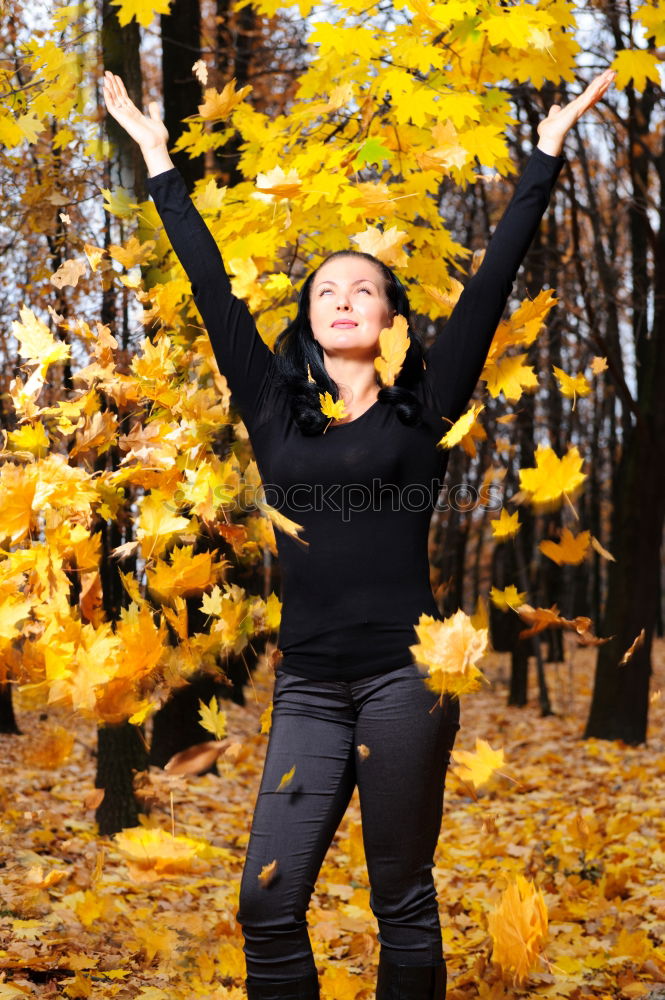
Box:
[161,0,204,190]
[95,722,148,835]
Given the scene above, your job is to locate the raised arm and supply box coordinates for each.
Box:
[102,72,274,430]
[423,68,615,425]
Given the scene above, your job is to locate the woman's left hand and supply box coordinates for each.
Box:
[536,68,616,157]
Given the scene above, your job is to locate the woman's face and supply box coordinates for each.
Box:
[309,255,395,358]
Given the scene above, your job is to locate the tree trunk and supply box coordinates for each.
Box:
[0,683,20,735]
[161,0,204,190]
[95,722,148,835]
[584,417,665,744]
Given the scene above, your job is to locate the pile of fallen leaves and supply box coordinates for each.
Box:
[1,638,664,1000]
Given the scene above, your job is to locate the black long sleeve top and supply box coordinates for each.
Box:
[147,147,564,682]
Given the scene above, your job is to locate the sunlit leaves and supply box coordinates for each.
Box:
[487,875,548,984]
[491,508,521,541]
[451,738,506,790]
[195,80,253,122]
[611,48,662,92]
[518,444,586,510]
[410,609,488,701]
[198,695,228,741]
[320,392,348,421]
[374,315,409,388]
[110,0,173,28]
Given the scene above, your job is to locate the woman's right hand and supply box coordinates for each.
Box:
[102,71,169,152]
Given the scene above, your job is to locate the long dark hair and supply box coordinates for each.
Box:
[272,250,425,436]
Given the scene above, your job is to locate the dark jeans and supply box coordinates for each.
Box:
[236,662,461,980]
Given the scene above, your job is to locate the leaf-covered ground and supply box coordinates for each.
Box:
[2,640,664,1000]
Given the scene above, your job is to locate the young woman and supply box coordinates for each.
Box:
[103,67,614,1000]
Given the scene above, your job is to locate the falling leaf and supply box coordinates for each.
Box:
[611,48,662,93]
[192,59,208,85]
[258,859,278,887]
[410,609,488,701]
[438,401,484,449]
[357,744,370,760]
[552,364,592,410]
[164,740,231,775]
[487,875,548,985]
[350,225,409,268]
[590,534,615,562]
[451,738,506,790]
[619,628,645,666]
[490,585,527,612]
[539,527,591,565]
[110,0,173,28]
[590,355,608,374]
[198,695,228,740]
[374,314,409,388]
[276,764,296,792]
[518,444,586,510]
[320,391,348,421]
[256,166,302,199]
[491,508,521,541]
[195,80,252,121]
[50,258,87,289]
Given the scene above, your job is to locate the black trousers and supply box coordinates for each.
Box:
[236,662,461,981]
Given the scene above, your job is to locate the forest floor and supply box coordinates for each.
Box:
[1,637,665,1000]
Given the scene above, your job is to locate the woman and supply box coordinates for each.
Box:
[103,67,614,1000]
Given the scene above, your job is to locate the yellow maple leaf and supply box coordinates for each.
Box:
[12,306,71,375]
[451,738,505,789]
[611,48,662,93]
[260,702,273,734]
[590,355,608,375]
[110,0,173,28]
[490,585,527,611]
[552,364,592,410]
[539,527,591,565]
[84,243,106,272]
[635,3,665,45]
[146,546,221,602]
[108,236,156,269]
[518,444,586,510]
[374,314,409,388]
[351,225,409,268]
[196,80,252,121]
[198,695,228,740]
[487,875,548,985]
[113,827,218,882]
[0,463,36,544]
[438,401,484,449]
[319,391,348,420]
[410,609,488,702]
[491,508,521,541]
[136,491,191,560]
[484,352,539,402]
[256,166,302,199]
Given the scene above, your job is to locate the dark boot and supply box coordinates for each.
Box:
[375,954,446,999]
[245,968,320,1000]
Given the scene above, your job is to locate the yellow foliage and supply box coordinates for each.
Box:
[487,875,548,984]
[410,609,488,701]
[374,315,410,388]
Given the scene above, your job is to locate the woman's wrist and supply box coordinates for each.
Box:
[141,144,175,177]
[536,135,564,158]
